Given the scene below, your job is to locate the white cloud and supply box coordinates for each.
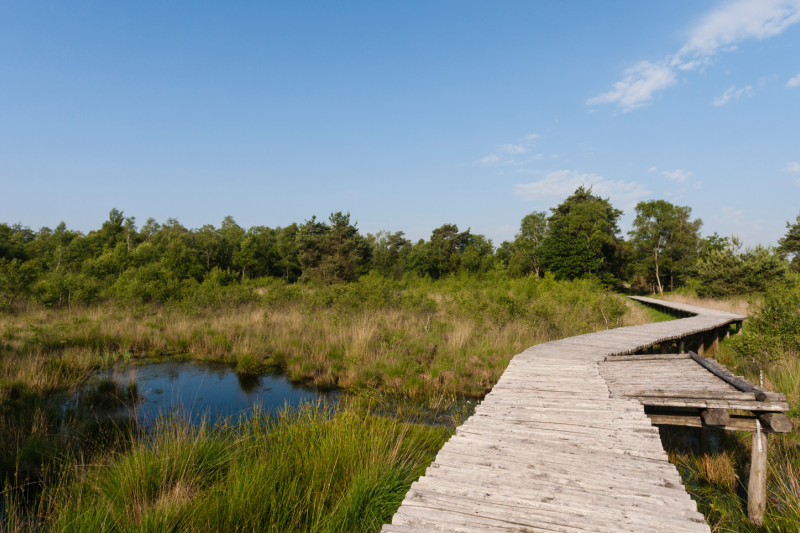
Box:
[648,167,658,173]
[588,0,800,110]
[514,169,651,210]
[693,181,703,189]
[680,0,800,58]
[551,154,559,159]
[479,154,500,165]
[713,85,754,105]
[499,143,530,155]
[524,134,540,141]
[587,60,677,111]
[788,73,800,87]
[662,169,692,182]
[782,161,800,173]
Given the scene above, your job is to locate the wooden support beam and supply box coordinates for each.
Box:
[678,339,686,353]
[645,412,784,433]
[734,320,744,335]
[758,412,793,433]
[701,408,730,426]
[690,351,768,401]
[633,396,787,411]
[748,428,768,526]
[661,343,669,354]
[605,353,691,362]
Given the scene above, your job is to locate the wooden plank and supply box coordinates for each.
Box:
[605,354,691,362]
[616,389,756,396]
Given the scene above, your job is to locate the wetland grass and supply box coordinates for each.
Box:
[4,402,450,533]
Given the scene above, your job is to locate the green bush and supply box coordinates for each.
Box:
[729,284,800,362]
[111,263,198,303]
[695,244,788,298]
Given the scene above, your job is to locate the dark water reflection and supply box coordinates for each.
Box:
[100,360,336,424]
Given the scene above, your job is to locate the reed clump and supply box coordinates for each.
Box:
[5,402,450,533]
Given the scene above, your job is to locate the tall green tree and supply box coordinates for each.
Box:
[664,206,702,291]
[368,231,410,278]
[0,258,38,309]
[275,224,301,282]
[629,201,702,294]
[297,212,372,283]
[540,187,624,283]
[778,211,800,271]
[510,211,548,277]
[428,224,471,278]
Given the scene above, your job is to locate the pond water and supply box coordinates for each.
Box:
[98,360,335,424]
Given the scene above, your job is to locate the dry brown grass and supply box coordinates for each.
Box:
[619,299,654,327]
[0,288,633,403]
[0,305,552,400]
[661,293,752,316]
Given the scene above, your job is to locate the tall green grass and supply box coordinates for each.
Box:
[5,402,450,533]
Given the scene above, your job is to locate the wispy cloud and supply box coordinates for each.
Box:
[514,169,651,210]
[693,182,703,189]
[781,162,800,185]
[499,143,530,155]
[478,134,541,166]
[588,0,800,111]
[648,167,658,173]
[662,169,692,182]
[587,60,676,112]
[782,161,800,173]
[713,85,754,105]
[789,73,800,87]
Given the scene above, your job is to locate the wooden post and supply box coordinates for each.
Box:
[735,320,744,335]
[678,339,686,353]
[700,427,711,454]
[709,329,719,356]
[661,343,669,354]
[724,325,731,339]
[697,335,705,356]
[748,427,768,526]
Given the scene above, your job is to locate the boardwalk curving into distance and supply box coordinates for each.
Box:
[381,297,759,533]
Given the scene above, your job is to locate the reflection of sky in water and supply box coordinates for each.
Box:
[101,361,334,424]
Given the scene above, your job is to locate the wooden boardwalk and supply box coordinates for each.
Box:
[381,297,753,533]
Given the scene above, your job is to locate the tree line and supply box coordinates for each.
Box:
[1,187,797,308]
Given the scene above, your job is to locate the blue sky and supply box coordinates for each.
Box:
[1,0,798,246]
